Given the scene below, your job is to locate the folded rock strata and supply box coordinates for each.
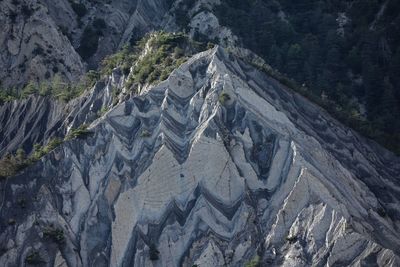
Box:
[0,47,399,267]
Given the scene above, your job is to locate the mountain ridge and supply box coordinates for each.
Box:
[0,1,400,266]
[0,46,399,266]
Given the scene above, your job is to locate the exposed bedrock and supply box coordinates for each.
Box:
[0,68,125,157]
[0,47,399,266]
[0,0,170,87]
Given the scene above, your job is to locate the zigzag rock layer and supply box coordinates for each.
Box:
[0,47,399,266]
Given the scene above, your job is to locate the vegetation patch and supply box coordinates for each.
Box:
[43,226,65,244]
[97,106,109,117]
[238,53,400,155]
[0,71,99,103]
[25,251,44,265]
[215,0,400,154]
[65,124,93,140]
[0,32,208,179]
[0,32,206,105]
[0,149,29,180]
[219,92,231,105]
[0,86,20,102]
[102,31,207,97]
[101,45,138,76]
[0,138,61,179]
[244,255,260,267]
[140,130,151,138]
[31,138,64,161]
[0,125,93,179]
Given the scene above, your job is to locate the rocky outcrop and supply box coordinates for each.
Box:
[0,0,245,89]
[0,68,124,157]
[0,0,85,88]
[0,47,399,266]
[0,0,171,88]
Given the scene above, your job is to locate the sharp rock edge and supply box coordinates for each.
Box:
[0,47,400,267]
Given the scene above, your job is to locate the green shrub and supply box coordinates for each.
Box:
[27,72,99,102]
[245,256,260,267]
[111,86,122,105]
[15,148,26,162]
[97,106,109,117]
[25,251,44,265]
[130,32,193,85]
[140,130,151,138]
[150,32,186,49]
[38,82,52,96]
[0,87,19,103]
[21,82,39,97]
[31,143,46,162]
[0,124,92,179]
[219,92,231,105]
[58,71,98,101]
[66,124,92,140]
[100,31,208,103]
[30,138,63,162]
[0,155,21,179]
[46,138,64,152]
[43,226,65,244]
[0,139,62,179]
[174,46,184,58]
[101,45,137,76]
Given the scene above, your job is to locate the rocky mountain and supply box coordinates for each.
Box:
[0,0,171,88]
[1,45,400,266]
[0,1,400,267]
[0,78,114,157]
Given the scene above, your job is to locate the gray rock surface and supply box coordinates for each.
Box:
[0,0,85,88]
[0,0,171,88]
[0,68,123,157]
[0,47,399,266]
[0,0,245,89]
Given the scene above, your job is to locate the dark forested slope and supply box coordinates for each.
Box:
[215,0,400,153]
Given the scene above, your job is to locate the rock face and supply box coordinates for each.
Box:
[0,68,124,157]
[0,0,171,88]
[0,0,85,87]
[0,0,239,89]
[1,47,399,266]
